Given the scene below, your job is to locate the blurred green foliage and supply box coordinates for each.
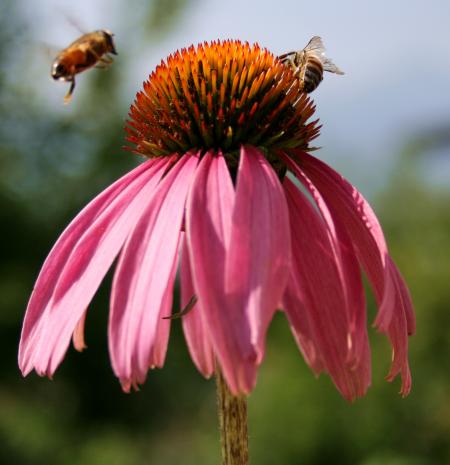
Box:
[1,1,449,464]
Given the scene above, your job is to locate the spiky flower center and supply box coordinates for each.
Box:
[126,40,320,157]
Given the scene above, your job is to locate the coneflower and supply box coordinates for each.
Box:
[19,40,414,465]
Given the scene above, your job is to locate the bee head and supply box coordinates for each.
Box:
[101,29,118,55]
[51,61,68,80]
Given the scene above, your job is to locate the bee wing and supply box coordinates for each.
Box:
[322,58,345,75]
[303,36,326,53]
[54,6,87,35]
[304,36,345,75]
[38,41,61,61]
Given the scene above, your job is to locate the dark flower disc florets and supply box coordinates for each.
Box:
[126,40,320,157]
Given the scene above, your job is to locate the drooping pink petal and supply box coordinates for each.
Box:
[72,311,88,352]
[19,159,159,364]
[186,150,257,394]
[180,235,214,378]
[293,150,401,325]
[109,153,199,390]
[282,274,324,374]
[283,178,370,400]
[226,146,291,361]
[293,150,414,393]
[385,297,411,396]
[19,156,173,377]
[186,147,291,394]
[281,152,369,371]
[388,256,415,336]
[384,255,414,396]
[147,245,179,370]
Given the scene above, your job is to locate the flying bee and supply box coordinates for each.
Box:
[51,29,117,104]
[278,36,344,93]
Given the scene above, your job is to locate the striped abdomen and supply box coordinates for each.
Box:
[302,56,323,93]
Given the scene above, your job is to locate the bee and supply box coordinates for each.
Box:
[51,30,117,104]
[278,36,344,93]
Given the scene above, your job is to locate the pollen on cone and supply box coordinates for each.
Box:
[126,40,320,157]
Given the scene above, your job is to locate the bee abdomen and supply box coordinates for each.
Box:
[303,58,323,93]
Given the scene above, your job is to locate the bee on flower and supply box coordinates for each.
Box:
[19,40,414,401]
[278,36,344,93]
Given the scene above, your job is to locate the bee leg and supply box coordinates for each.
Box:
[288,59,302,78]
[96,61,113,70]
[94,55,114,70]
[287,57,296,67]
[63,78,76,104]
[102,54,114,64]
[162,295,197,320]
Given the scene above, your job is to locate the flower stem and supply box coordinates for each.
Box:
[215,366,249,465]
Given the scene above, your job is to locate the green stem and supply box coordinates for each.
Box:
[215,366,249,465]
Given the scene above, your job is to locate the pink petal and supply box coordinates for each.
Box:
[186,150,257,394]
[281,153,369,371]
[20,159,157,361]
[294,150,390,323]
[389,257,415,336]
[19,157,173,377]
[282,274,324,374]
[385,300,411,396]
[283,178,370,401]
[384,256,414,396]
[109,153,199,390]
[226,146,291,361]
[186,147,291,394]
[180,235,214,378]
[147,245,179,369]
[72,311,88,352]
[293,150,414,393]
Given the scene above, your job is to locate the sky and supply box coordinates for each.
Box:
[21,0,450,185]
